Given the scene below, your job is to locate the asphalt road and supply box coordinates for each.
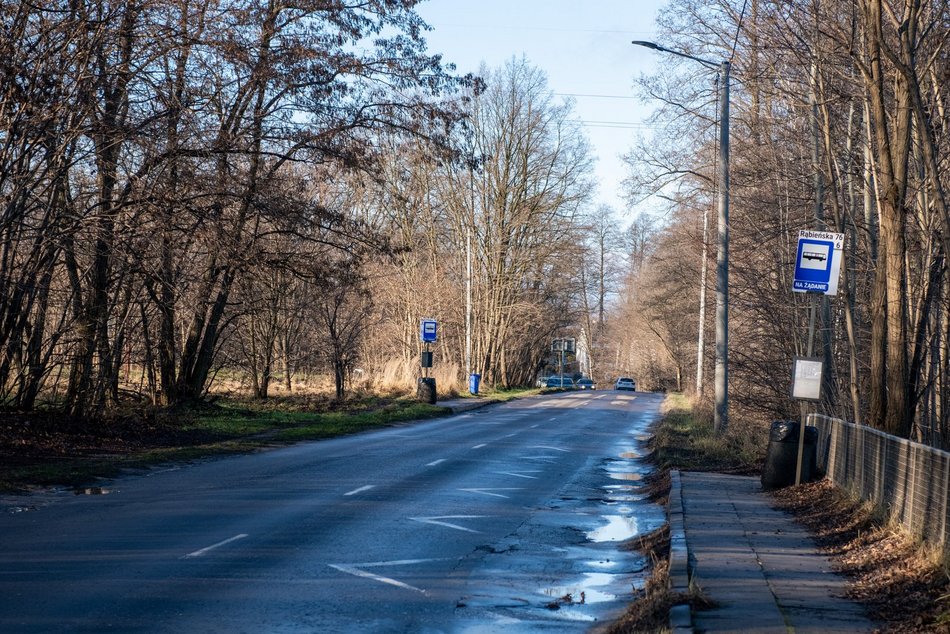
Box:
[0,390,664,633]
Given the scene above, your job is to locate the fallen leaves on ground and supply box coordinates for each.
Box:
[772,479,950,633]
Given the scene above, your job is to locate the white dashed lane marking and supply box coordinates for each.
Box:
[182,534,248,559]
[328,558,450,595]
[494,471,540,480]
[409,516,486,533]
[458,488,523,499]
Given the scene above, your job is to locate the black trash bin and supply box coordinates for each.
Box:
[761,420,818,490]
[417,377,437,404]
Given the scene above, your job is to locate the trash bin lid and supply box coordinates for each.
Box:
[769,420,818,443]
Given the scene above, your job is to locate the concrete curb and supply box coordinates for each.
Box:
[438,398,496,415]
[668,470,693,633]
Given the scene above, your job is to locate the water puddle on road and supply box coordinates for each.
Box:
[608,471,643,481]
[587,514,639,543]
[454,413,665,631]
[542,572,621,604]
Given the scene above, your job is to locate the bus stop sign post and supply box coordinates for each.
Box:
[420,319,437,377]
[790,230,842,486]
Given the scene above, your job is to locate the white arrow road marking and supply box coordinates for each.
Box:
[529,445,570,452]
[459,487,523,499]
[328,558,450,595]
[426,459,447,467]
[494,471,540,479]
[182,534,248,559]
[344,485,375,496]
[409,515,487,533]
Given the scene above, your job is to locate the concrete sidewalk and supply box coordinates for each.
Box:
[669,471,877,633]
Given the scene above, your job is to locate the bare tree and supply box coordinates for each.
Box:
[440,58,594,387]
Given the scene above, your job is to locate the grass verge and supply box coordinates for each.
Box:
[0,395,454,492]
[652,392,762,474]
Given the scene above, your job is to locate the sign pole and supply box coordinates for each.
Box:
[795,294,819,485]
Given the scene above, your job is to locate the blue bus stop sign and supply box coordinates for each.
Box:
[420,319,437,343]
[793,230,843,295]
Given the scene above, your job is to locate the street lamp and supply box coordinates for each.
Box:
[632,40,730,433]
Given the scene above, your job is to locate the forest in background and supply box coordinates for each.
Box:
[622,0,950,449]
[2,0,949,452]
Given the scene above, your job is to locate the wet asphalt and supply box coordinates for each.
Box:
[0,390,665,633]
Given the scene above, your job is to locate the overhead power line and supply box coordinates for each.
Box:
[555,92,639,100]
[429,23,659,36]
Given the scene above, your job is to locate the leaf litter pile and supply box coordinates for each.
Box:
[772,479,950,633]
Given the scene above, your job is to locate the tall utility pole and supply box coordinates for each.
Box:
[466,157,475,379]
[715,60,730,434]
[465,227,472,377]
[632,41,730,433]
[695,207,708,396]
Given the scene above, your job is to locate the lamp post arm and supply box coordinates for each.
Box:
[631,40,719,70]
[631,39,730,433]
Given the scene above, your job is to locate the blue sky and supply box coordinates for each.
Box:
[415,0,670,222]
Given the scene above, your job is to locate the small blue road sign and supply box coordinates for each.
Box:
[420,318,437,343]
[793,230,843,296]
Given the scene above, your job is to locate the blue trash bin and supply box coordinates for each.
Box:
[469,373,481,395]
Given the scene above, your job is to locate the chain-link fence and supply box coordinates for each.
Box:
[810,413,950,547]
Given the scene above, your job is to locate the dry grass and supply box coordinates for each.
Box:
[370,359,462,397]
[603,513,674,634]
[602,554,673,634]
[204,362,463,401]
[773,480,950,632]
[653,393,762,474]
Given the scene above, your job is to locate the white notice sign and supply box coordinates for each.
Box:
[792,357,823,401]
